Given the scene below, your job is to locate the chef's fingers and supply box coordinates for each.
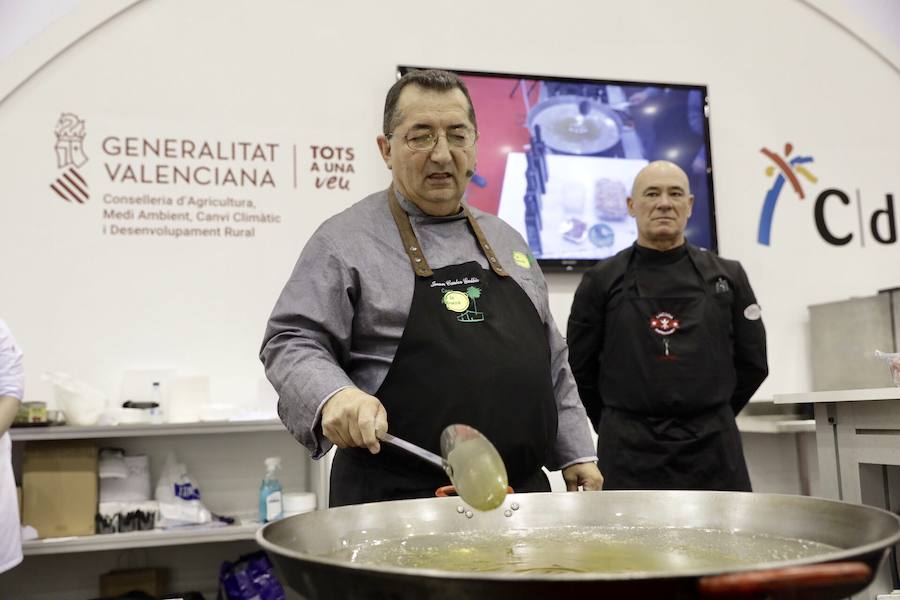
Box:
[562,463,604,492]
[322,415,353,448]
[582,471,604,491]
[347,415,367,450]
[374,405,388,440]
[322,422,351,448]
[346,398,375,450]
[577,463,604,491]
[321,388,360,449]
[563,470,579,492]
[358,399,385,454]
[321,410,349,448]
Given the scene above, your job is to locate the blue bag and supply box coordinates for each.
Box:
[217,551,285,600]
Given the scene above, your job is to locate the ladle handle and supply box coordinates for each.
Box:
[381,433,445,470]
[697,561,871,598]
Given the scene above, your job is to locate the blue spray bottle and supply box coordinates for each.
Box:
[259,456,283,523]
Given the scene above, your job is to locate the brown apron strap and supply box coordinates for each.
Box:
[386,186,509,278]
[388,187,433,277]
[463,207,508,277]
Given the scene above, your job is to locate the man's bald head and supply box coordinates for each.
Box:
[631,161,691,198]
[628,160,694,251]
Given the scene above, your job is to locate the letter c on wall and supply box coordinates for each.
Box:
[814,188,853,246]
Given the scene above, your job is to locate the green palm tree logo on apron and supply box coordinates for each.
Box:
[442,286,485,323]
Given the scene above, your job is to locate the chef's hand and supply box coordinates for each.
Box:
[562,462,604,491]
[321,388,388,454]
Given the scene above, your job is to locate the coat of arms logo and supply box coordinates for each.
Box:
[50,113,90,203]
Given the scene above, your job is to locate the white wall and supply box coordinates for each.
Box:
[1,0,898,414]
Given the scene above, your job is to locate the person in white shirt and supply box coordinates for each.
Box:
[0,319,24,573]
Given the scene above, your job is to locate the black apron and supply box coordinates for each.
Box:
[596,247,751,491]
[329,189,557,506]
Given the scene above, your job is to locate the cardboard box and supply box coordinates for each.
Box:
[100,568,167,597]
[22,440,97,538]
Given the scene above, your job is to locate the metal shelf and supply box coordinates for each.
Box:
[10,419,286,441]
[774,387,900,405]
[736,414,815,434]
[22,522,261,556]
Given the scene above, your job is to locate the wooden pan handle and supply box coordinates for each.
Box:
[698,561,871,598]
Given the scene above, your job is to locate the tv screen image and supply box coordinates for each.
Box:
[399,67,718,270]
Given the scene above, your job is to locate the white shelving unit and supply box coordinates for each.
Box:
[10,419,287,441]
[3,418,319,600]
[23,522,261,556]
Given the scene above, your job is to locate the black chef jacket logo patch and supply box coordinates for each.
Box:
[441,286,486,323]
[650,312,679,336]
[714,277,730,294]
[650,311,679,360]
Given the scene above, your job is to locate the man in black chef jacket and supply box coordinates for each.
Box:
[567,160,767,491]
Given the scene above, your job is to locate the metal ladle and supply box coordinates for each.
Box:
[382,424,509,511]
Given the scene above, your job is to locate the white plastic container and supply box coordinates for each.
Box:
[167,375,210,423]
[282,492,316,517]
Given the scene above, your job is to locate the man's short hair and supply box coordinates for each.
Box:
[382,69,478,135]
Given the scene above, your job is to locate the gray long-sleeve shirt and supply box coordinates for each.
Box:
[260,189,596,470]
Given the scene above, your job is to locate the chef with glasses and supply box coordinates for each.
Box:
[262,69,603,506]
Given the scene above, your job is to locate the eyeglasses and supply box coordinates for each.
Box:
[387,128,477,152]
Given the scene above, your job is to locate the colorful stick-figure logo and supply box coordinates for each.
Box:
[757,143,816,245]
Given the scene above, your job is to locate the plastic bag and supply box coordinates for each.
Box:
[154,453,212,527]
[874,350,900,386]
[217,551,285,600]
[42,371,107,425]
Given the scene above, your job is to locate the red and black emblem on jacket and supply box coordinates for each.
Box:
[650,312,679,336]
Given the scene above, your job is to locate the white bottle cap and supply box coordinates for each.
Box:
[264,456,281,470]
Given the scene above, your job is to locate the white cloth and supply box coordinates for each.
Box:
[0,320,24,573]
[98,448,128,479]
[0,320,24,399]
[100,455,152,502]
[0,434,22,573]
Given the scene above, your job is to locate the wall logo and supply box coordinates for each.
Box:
[757,142,896,247]
[757,142,816,245]
[50,113,90,203]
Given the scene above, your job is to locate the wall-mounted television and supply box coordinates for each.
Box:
[398,66,718,271]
